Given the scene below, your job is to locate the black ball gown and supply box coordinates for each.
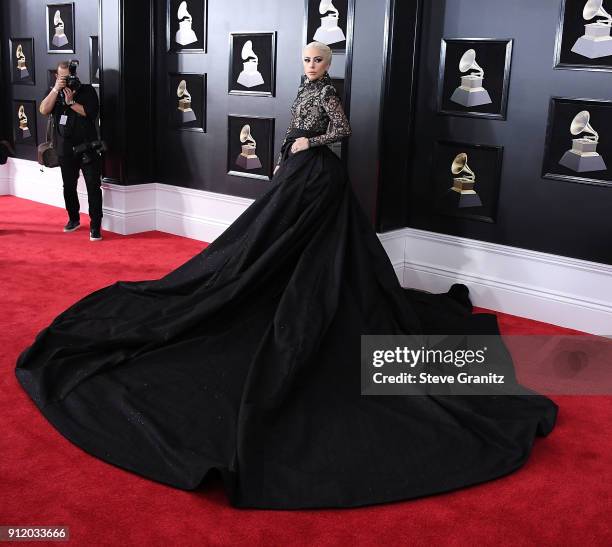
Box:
[15,72,558,509]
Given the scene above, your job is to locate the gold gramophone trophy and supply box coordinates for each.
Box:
[52,10,69,47]
[559,110,607,172]
[571,0,612,59]
[237,40,264,88]
[16,44,29,79]
[313,0,346,45]
[450,49,492,107]
[18,105,31,139]
[175,1,198,46]
[176,80,197,123]
[446,153,483,208]
[235,125,262,169]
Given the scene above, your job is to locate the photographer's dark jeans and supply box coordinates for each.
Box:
[59,154,103,229]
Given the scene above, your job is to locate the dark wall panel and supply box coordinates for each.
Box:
[376,0,422,231]
[407,0,612,265]
[2,0,99,161]
[2,0,387,226]
[100,0,155,184]
[0,3,9,142]
[99,0,122,182]
[153,0,359,202]
[345,0,387,224]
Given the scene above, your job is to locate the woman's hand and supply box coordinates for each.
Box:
[290,137,310,154]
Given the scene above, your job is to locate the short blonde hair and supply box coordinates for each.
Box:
[302,41,332,66]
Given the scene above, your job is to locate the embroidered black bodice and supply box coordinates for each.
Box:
[276,71,352,166]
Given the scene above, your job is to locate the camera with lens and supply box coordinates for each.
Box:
[58,59,82,106]
[73,140,107,164]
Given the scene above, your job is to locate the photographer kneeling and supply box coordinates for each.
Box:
[40,60,104,241]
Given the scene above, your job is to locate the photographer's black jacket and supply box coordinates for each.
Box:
[51,85,99,157]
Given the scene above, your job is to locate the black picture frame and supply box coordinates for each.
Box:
[47,68,58,90]
[228,32,276,97]
[430,140,503,224]
[541,96,612,188]
[9,37,36,85]
[437,38,513,120]
[89,36,100,87]
[304,0,353,53]
[12,99,38,147]
[553,0,612,72]
[166,0,207,53]
[167,72,207,132]
[227,115,275,181]
[46,3,75,54]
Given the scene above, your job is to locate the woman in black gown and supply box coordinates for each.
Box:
[15,42,558,509]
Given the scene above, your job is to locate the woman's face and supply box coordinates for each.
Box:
[303,47,329,81]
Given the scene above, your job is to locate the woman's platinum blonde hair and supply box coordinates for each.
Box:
[302,41,332,66]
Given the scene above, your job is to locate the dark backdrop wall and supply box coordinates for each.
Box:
[406,0,612,265]
[1,0,388,218]
[1,0,100,160]
[2,0,610,267]
[0,19,8,142]
[1,7,12,142]
[153,0,363,202]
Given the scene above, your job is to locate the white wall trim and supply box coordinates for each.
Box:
[0,158,251,243]
[378,228,612,336]
[2,157,611,335]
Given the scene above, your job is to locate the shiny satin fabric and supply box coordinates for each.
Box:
[15,128,558,509]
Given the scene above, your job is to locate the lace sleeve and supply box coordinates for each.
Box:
[307,84,351,148]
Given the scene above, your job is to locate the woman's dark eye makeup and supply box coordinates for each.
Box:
[303,57,323,63]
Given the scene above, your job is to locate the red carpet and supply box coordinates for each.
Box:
[1,195,610,546]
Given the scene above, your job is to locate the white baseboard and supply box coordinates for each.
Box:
[2,157,611,335]
[0,158,252,243]
[1,157,77,209]
[378,228,612,336]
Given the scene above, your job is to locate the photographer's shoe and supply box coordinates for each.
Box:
[89,227,103,241]
[63,219,80,232]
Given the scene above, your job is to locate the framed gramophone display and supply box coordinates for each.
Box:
[437,38,513,119]
[9,38,35,85]
[554,0,612,71]
[166,0,207,53]
[542,96,612,187]
[168,72,207,132]
[227,115,275,181]
[12,100,38,146]
[46,3,75,53]
[431,140,503,223]
[304,0,354,53]
[228,32,276,96]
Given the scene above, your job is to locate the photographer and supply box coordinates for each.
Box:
[40,60,104,241]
